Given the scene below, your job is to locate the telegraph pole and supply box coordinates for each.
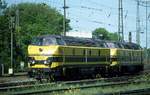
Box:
[136,0,140,45]
[15,9,19,31]
[136,1,150,64]
[146,1,148,64]
[118,0,124,41]
[63,0,68,36]
[10,16,15,75]
[118,0,120,41]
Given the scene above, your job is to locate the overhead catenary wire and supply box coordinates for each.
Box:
[6,0,150,47]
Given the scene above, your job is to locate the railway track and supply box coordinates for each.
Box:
[0,72,28,83]
[0,79,36,88]
[97,87,150,95]
[0,69,149,89]
[0,70,150,94]
[0,76,149,93]
[1,72,27,77]
[0,73,141,92]
[8,80,150,95]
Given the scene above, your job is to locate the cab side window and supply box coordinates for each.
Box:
[43,38,53,45]
[56,38,65,45]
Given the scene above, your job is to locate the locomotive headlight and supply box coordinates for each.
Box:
[44,60,47,64]
[32,60,35,64]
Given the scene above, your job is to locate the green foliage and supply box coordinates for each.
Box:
[0,15,10,72]
[92,28,119,41]
[108,32,119,41]
[92,28,109,40]
[0,3,71,72]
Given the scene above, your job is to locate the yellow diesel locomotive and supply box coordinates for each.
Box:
[28,35,143,80]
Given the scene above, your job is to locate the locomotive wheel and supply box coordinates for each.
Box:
[64,67,81,80]
[95,74,102,78]
[108,66,121,77]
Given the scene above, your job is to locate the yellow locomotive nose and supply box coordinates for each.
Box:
[28,45,62,70]
[28,45,59,60]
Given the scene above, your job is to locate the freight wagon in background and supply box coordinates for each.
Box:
[27,35,144,80]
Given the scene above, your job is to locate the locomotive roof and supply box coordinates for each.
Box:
[62,36,100,47]
[36,35,105,47]
[33,35,141,49]
[36,35,62,38]
[113,41,141,50]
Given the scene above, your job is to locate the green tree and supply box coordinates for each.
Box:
[92,27,119,41]
[108,32,119,41]
[92,28,109,40]
[0,0,8,73]
[0,3,71,72]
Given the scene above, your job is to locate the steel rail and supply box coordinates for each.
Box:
[0,74,136,92]
[1,66,149,88]
[0,80,36,88]
[12,80,150,95]
[1,72,27,77]
[0,70,149,91]
[1,69,150,93]
[98,87,150,95]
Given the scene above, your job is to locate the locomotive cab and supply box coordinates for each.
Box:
[28,35,66,78]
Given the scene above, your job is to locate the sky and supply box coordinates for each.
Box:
[5,0,150,47]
